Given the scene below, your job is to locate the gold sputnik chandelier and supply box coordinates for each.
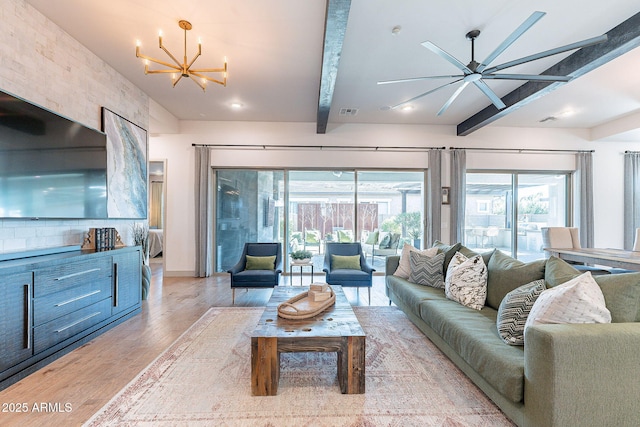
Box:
[136,20,227,92]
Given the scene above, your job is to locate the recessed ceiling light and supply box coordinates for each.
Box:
[231,102,243,109]
[400,105,414,112]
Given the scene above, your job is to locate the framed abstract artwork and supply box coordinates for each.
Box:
[101,108,148,218]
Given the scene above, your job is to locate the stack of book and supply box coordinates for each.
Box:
[92,227,117,251]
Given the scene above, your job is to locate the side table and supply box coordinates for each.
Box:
[290,260,314,285]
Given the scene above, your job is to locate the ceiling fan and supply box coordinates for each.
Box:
[378,11,607,116]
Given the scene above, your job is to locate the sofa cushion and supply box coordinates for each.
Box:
[486,250,546,310]
[378,233,391,248]
[419,299,525,403]
[245,255,276,270]
[458,245,495,267]
[432,240,462,275]
[545,256,581,287]
[497,279,546,346]
[364,230,379,245]
[525,272,611,329]
[592,273,640,323]
[445,252,488,310]
[233,269,278,284]
[394,244,438,279]
[408,251,445,288]
[386,275,447,312]
[546,256,640,322]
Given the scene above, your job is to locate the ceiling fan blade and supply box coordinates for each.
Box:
[437,81,469,116]
[472,79,506,110]
[377,75,463,85]
[482,34,608,74]
[482,73,572,82]
[390,79,464,109]
[421,41,473,73]
[476,11,546,72]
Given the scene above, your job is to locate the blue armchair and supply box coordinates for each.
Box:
[227,242,282,304]
[323,242,375,304]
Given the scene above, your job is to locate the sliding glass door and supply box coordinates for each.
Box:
[465,172,569,261]
[214,169,426,272]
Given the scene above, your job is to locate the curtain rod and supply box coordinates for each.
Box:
[449,147,594,154]
[625,150,640,154]
[192,144,445,152]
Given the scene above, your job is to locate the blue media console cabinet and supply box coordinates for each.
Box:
[0,245,142,390]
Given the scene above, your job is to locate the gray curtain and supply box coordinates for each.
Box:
[624,152,640,249]
[427,149,442,246]
[575,152,594,248]
[195,146,212,277]
[450,149,466,244]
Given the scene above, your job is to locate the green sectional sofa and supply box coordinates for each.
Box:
[385,246,640,427]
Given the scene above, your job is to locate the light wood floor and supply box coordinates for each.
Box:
[0,266,390,426]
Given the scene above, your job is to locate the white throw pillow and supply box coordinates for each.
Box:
[445,252,488,310]
[394,244,438,279]
[525,272,611,329]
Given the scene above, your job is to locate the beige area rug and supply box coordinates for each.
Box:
[84,307,514,426]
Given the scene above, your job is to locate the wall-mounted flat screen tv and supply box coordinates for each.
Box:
[0,89,107,219]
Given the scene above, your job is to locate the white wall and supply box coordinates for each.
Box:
[150,120,639,275]
[0,0,149,254]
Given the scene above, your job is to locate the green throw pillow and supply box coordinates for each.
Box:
[486,250,545,310]
[545,256,581,287]
[593,273,640,323]
[458,245,495,267]
[365,231,379,245]
[431,240,462,275]
[245,255,276,270]
[331,254,361,270]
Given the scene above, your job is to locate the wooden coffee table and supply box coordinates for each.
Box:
[251,285,366,396]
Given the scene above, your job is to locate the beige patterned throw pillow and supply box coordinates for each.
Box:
[525,272,611,329]
[445,252,488,310]
[394,244,438,279]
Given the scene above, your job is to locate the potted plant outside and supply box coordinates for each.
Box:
[290,249,313,264]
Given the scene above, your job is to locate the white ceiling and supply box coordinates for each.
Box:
[25,0,640,138]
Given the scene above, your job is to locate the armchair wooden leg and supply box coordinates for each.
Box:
[368,287,371,306]
[232,288,235,305]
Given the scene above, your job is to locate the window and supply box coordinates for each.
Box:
[465,172,569,261]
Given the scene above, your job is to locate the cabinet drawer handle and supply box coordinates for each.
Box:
[54,268,101,281]
[54,290,101,307]
[54,312,101,333]
[25,283,32,350]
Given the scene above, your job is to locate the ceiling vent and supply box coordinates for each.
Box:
[539,116,558,123]
[339,107,359,116]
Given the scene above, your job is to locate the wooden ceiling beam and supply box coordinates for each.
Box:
[457,11,640,136]
[317,0,351,134]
